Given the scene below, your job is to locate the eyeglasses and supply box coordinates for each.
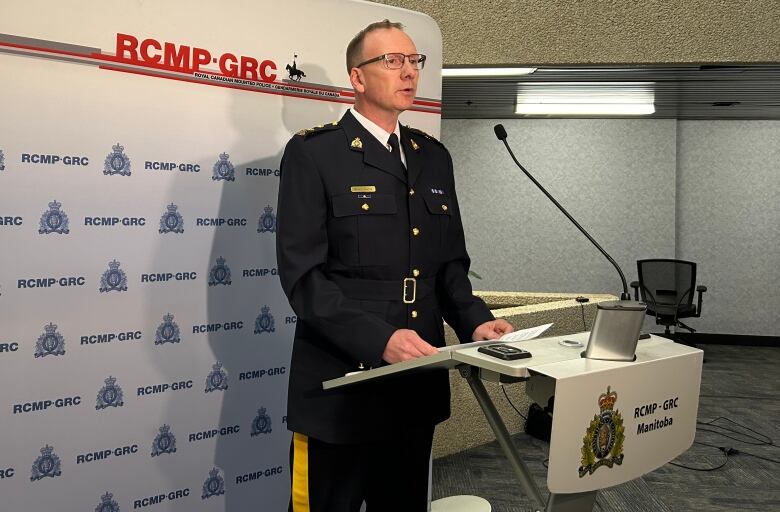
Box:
[356,53,427,70]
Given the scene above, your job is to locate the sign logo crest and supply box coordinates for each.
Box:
[208,256,232,286]
[96,376,125,410]
[205,361,229,392]
[578,386,625,477]
[155,313,181,345]
[257,205,276,233]
[202,467,225,499]
[159,203,184,234]
[251,407,273,436]
[254,305,275,334]
[39,200,70,234]
[94,491,120,512]
[151,424,177,456]
[104,143,131,176]
[35,322,66,358]
[212,152,235,181]
[30,445,62,481]
[100,260,128,292]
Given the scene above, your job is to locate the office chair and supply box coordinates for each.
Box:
[630,259,707,340]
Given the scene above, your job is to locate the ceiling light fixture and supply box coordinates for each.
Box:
[515,82,655,116]
[442,67,537,77]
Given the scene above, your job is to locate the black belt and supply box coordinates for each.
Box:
[331,276,435,304]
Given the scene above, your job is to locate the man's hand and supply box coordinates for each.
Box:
[472,319,513,341]
[382,329,438,364]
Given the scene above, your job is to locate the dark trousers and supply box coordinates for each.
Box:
[289,425,434,512]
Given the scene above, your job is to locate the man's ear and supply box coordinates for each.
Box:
[349,68,366,93]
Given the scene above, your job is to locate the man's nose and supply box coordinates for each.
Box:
[400,59,417,79]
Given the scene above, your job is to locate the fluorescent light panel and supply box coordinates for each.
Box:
[515,82,655,115]
[442,67,537,77]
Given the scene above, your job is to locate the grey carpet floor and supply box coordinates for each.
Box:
[432,344,780,511]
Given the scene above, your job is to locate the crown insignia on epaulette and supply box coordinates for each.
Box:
[295,121,340,138]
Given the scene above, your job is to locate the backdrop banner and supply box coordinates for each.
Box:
[0,1,441,509]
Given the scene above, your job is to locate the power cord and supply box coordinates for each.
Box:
[669,445,729,472]
[696,416,774,447]
[670,417,779,471]
[500,384,527,420]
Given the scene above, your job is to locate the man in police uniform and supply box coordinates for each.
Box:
[277,20,513,512]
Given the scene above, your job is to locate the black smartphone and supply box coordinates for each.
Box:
[477,344,532,360]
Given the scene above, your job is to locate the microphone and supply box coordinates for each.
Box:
[493,124,631,300]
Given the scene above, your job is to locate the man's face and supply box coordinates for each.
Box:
[354,28,419,115]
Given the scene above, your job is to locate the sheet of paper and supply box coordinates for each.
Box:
[438,323,554,352]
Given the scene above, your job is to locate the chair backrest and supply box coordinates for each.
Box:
[636,259,697,315]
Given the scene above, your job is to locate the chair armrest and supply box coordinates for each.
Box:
[695,285,707,316]
[630,281,640,301]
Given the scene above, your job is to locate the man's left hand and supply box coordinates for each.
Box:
[471,319,513,341]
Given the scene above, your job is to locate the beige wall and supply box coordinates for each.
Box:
[376,0,780,64]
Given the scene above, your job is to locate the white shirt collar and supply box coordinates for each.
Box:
[350,108,406,166]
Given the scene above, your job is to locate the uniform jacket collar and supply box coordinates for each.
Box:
[340,110,423,186]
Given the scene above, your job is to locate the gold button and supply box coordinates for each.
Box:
[411,310,418,318]
[412,227,420,236]
[441,204,448,211]
[412,269,420,277]
[409,189,415,196]
[362,203,369,211]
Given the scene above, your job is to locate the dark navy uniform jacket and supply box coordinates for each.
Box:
[276,110,493,444]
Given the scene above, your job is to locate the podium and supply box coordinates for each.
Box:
[324,333,703,512]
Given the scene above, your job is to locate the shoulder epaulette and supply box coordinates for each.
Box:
[295,121,340,139]
[405,125,444,147]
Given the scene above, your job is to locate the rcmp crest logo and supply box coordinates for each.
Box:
[100,260,128,292]
[208,256,232,286]
[257,205,277,233]
[96,376,125,410]
[212,152,235,181]
[104,143,131,176]
[94,492,120,512]
[35,322,66,358]
[254,305,275,334]
[151,424,177,456]
[205,361,229,392]
[578,386,625,477]
[30,445,62,481]
[159,203,184,234]
[202,467,226,499]
[155,313,181,345]
[251,407,272,436]
[38,199,70,234]
[0,148,5,170]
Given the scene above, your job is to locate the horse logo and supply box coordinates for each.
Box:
[286,54,306,81]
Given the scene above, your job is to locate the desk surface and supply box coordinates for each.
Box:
[323,333,694,389]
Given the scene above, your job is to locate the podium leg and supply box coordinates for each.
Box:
[458,365,546,511]
[545,491,597,512]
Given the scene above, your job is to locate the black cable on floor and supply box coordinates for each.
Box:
[669,441,729,471]
[696,416,775,447]
[694,440,780,465]
[700,393,780,401]
[500,384,527,420]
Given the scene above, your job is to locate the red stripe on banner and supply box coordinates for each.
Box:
[0,40,440,113]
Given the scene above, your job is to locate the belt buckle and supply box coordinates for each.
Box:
[403,277,417,304]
